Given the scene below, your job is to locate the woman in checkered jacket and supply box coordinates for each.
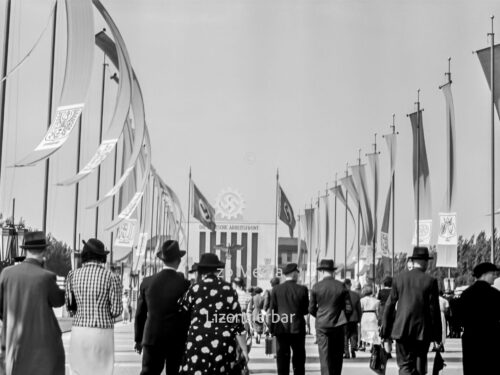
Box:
[65,239,123,375]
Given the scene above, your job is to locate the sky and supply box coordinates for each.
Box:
[1,0,500,263]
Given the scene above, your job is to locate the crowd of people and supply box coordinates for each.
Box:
[0,231,499,375]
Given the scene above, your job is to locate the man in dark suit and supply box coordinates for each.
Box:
[381,247,442,375]
[456,262,500,375]
[135,240,191,375]
[270,263,309,375]
[309,259,352,375]
[343,278,361,359]
[0,231,65,375]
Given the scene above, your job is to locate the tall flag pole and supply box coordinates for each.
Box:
[186,167,192,275]
[42,2,58,233]
[324,183,329,258]
[72,116,83,254]
[357,150,361,280]
[274,169,279,274]
[490,17,496,262]
[416,91,421,246]
[334,174,338,264]
[0,0,12,193]
[390,115,398,276]
[149,174,156,276]
[476,16,499,261]
[438,58,458,269]
[344,164,349,279]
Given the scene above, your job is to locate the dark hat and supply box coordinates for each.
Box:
[158,240,186,262]
[473,262,500,278]
[254,286,263,294]
[20,231,49,250]
[197,253,225,270]
[317,259,337,271]
[188,263,198,274]
[282,263,299,275]
[82,238,109,256]
[409,246,433,260]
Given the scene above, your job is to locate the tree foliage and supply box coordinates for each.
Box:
[44,234,72,277]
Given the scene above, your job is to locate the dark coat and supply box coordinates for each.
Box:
[0,259,65,375]
[456,280,500,375]
[309,276,353,333]
[270,280,309,335]
[135,269,190,346]
[348,290,361,323]
[380,268,441,342]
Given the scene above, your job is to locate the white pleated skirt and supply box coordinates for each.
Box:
[69,326,114,375]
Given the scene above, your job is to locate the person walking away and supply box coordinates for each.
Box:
[309,260,352,375]
[179,253,249,374]
[343,279,360,359]
[456,262,500,375]
[270,263,309,375]
[65,238,123,375]
[134,240,190,375]
[233,277,253,341]
[263,277,280,333]
[0,231,65,375]
[249,286,265,343]
[434,291,449,352]
[359,284,381,353]
[380,247,442,375]
[122,290,131,324]
[376,276,392,326]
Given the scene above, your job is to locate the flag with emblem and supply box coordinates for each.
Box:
[191,181,216,231]
[278,185,296,237]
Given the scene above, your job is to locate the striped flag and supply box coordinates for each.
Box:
[278,185,296,237]
[191,182,216,231]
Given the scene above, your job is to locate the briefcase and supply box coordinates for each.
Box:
[265,335,276,355]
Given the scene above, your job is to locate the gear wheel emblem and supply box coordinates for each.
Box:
[215,188,245,220]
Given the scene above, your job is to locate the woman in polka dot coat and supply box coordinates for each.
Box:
[179,253,249,374]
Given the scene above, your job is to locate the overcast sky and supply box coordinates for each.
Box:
[1,0,500,260]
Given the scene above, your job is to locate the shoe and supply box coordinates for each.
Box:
[343,353,350,359]
[351,350,356,359]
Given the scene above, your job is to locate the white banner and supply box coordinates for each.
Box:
[79,139,118,175]
[118,192,143,220]
[35,104,84,151]
[137,232,148,256]
[379,232,390,257]
[438,213,457,245]
[114,220,136,248]
[412,219,432,246]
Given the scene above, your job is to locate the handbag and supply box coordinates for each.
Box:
[265,334,277,356]
[66,273,77,314]
[432,351,446,375]
[369,344,389,375]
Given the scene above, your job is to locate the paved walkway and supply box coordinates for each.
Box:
[62,323,464,374]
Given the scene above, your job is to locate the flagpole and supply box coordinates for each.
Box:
[308,202,313,290]
[371,134,378,283]
[42,1,58,233]
[72,116,82,253]
[186,167,192,275]
[109,135,118,265]
[344,163,348,279]
[357,149,361,282]
[489,16,496,262]
[390,114,398,276]
[0,0,12,192]
[274,169,279,275]
[149,175,156,276]
[95,47,108,238]
[416,89,421,247]
[334,174,337,265]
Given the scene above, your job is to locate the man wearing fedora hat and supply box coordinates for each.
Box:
[309,259,352,375]
[135,240,190,375]
[269,263,309,375]
[0,231,66,375]
[456,262,500,375]
[381,247,442,375]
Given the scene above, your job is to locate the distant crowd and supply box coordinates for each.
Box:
[0,231,499,375]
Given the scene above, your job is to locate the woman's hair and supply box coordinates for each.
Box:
[232,277,245,289]
[362,284,373,297]
[383,276,393,288]
[81,248,107,264]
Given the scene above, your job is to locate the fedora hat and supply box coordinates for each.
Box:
[473,262,500,278]
[282,263,299,275]
[197,253,225,269]
[158,240,186,262]
[82,238,109,256]
[317,259,337,271]
[409,246,433,260]
[188,263,199,274]
[20,231,49,250]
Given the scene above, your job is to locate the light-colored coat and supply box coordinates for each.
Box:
[0,259,65,375]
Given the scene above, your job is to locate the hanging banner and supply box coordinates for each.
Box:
[34,104,84,150]
[137,232,148,256]
[379,232,390,257]
[114,220,136,247]
[476,44,500,117]
[79,139,118,174]
[411,219,432,246]
[436,213,458,268]
[118,192,143,220]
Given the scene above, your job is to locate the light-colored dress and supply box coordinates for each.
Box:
[360,296,381,345]
[439,296,449,344]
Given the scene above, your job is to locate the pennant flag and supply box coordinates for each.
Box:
[331,185,356,261]
[114,220,136,248]
[440,82,457,211]
[380,133,397,258]
[367,153,380,244]
[136,232,148,257]
[436,213,458,268]
[350,165,374,246]
[319,196,330,257]
[412,219,432,246]
[408,110,432,229]
[278,185,296,237]
[476,44,500,117]
[192,182,216,231]
[304,208,316,287]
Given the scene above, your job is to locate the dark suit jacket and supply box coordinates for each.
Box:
[348,290,361,323]
[380,268,441,342]
[0,259,65,375]
[309,276,353,332]
[135,269,190,346]
[270,280,309,335]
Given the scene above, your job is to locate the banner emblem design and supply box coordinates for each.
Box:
[215,188,245,220]
[35,104,84,151]
[438,213,457,245]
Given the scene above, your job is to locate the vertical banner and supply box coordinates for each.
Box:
[114,220,136,247]
[436,213,458,268]
[476,44,500,117]
[350,165,374,249]
[137,232,148,257]
[411,220,432,246]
